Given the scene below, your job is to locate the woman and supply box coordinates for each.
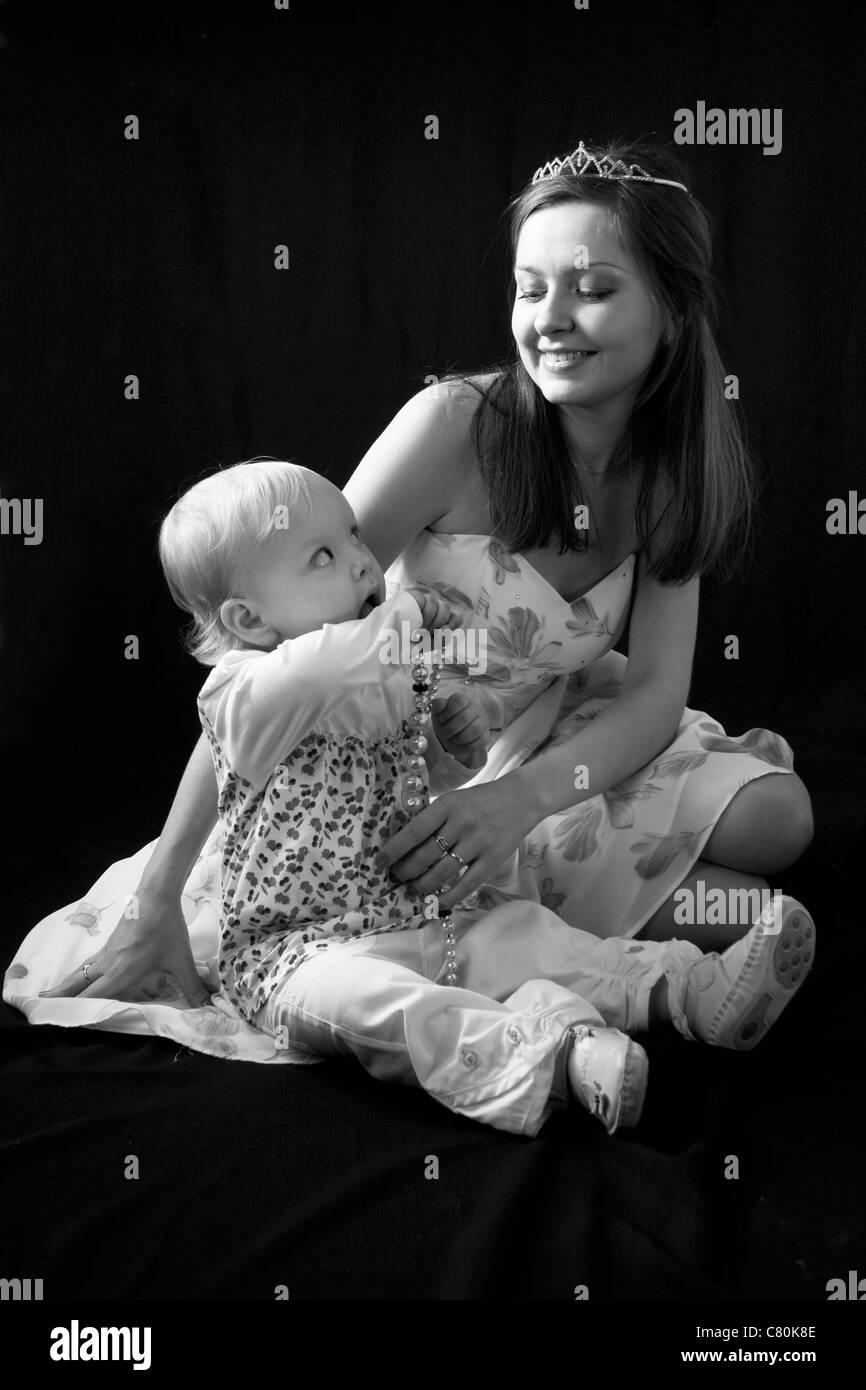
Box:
[34,135,813,1018]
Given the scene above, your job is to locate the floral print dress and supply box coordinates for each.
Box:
[386,531,795,939]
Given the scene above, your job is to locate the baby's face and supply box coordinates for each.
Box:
[235,474,385,643]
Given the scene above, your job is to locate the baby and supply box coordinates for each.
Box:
[157,458,816,1137]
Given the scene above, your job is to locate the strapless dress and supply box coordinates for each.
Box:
[386,529,794,935]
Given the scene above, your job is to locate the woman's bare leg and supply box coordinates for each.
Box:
[639,773,813,951]
[701,772,814,875]
[639,862,772,952]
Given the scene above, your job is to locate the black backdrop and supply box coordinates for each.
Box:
[0,0,863,868]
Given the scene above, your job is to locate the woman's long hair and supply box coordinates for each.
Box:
[451,137,756,583]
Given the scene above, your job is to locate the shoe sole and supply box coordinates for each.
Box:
[611,1040,649,1132]
[709,899,815,1050]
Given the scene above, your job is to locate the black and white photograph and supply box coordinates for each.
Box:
[0,0,863,1351]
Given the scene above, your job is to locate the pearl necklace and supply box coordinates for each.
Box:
[401,627,458,987]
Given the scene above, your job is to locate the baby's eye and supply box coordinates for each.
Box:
[312,548,333,567]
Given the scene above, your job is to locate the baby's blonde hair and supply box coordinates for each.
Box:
[158,457,314,666]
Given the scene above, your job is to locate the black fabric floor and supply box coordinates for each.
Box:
[1,681,864,1301]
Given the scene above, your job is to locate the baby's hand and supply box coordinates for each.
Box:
[432,690,490,770]
[404,586,464,633]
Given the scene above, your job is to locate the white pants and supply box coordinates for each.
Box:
[255,901,701,1137]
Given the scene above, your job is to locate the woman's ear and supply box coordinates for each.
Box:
[219,597,274,649]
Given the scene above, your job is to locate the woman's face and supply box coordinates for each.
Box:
[511,200,668,419]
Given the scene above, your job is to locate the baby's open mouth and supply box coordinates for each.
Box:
[358,593,381,619]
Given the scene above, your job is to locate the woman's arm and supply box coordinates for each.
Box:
[512,565,700,822]
[42,733,218,1004]
[343,380,480,567]
[139,732,219,895]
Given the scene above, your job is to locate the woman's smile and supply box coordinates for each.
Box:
[538,349,599,372]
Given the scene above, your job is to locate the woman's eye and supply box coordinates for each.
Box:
[517,287,613,303]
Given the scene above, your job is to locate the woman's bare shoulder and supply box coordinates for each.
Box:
[425,371,500,417]
[375,375,484,454]
[383,372,500,460]
[344,374,497,569]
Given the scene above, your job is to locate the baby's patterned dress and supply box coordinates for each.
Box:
[197,590,472,1023]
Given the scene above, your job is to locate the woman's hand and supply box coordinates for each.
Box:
[39,885,212,1008]
[379,777,537,912]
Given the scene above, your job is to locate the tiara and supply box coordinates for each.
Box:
[531,141,689,194]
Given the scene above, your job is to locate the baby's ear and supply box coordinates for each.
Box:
[219,598,272,648]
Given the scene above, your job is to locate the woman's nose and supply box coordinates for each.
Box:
[534,292,573,336]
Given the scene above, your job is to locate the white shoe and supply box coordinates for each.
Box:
[679,896,815,1050]
[566,1024,649,1134]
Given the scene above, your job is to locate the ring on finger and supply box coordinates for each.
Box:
[82,962,92,983]
[445,850,468,877]
[434,834,453,855]
[437,859,470,897]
